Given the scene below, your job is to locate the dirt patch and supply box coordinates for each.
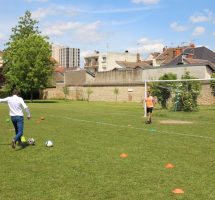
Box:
[160,120,193,124]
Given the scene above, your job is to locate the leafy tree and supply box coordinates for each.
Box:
[3,11,54,101]
[151,73,177,109]
[172,71,201,111]
[8,11,40,43]
[210,73,215,96]
[113,87,119,102]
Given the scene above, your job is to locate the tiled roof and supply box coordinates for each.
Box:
[167,46,215,66]
[55,67,65,73]
[183,58,215,71]
[155,46,189,64]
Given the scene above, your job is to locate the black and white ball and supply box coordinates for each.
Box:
[28,138,35,145]
[45,140,53,147]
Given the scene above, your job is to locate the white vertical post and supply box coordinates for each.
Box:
[144,81,147,117]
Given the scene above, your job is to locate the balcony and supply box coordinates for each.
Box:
[84,61,99,68]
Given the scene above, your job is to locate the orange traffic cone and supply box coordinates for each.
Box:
[120,153,128,158]
[172,188,184,194]
[165,163,175,169]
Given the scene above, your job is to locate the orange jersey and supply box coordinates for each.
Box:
[145,96,154,108]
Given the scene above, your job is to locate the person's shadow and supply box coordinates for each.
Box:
[15,142,30,151]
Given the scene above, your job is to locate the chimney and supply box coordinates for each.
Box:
[175,48,182,57]
[190,43,195,48]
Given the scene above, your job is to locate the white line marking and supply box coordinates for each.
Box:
[47,115,215,140]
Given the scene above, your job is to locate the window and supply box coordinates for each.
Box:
[102,56,106,63]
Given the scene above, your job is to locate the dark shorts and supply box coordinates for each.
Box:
[147,107,153,113]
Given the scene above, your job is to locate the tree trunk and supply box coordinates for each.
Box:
[30,91,33,102]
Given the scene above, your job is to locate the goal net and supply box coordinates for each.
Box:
[143,78,215,116]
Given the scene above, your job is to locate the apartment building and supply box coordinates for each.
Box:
[59,47,80,68]
[84,51,139,72]
[52,45,80,68]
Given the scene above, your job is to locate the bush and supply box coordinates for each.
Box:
[210,73,215,96]
[172,71,201,112]
[151,73,177,109]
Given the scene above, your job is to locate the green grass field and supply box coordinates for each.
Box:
[0,101,215,200]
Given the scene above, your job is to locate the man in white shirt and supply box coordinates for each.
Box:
[0,89,31,149]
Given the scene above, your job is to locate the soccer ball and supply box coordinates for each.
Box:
[45,140,53,147]
[28,138,35,145]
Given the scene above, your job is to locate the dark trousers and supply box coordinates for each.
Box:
[11,116,24,143]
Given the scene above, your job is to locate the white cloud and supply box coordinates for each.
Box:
[190,10,213,23]
[74,21,106,43]
[32,7,56,19]
[131,0,160,5]
[192,26,205,36]
[170,22,187,32]
[31,6,78,20]
[93,6,154,14]
[43,20,106,44]
[43,21,82,36]
[128,38,164,55]
[213,32,215,36]
[25,0,48,2]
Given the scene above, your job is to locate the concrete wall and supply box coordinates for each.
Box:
[64,70,86,86]
[54,70,95,87]
[91,65,212,85]
[95,70,143,84]
[143,65,212,80]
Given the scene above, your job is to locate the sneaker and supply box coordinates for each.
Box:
[145,121,150,124]
[11,140,16,149]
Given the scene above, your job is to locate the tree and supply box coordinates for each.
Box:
[113,87,119,102]
[86,88,93,102]
[63,86,69,100]
[8,11,40,43]
[3,11,54,101]
[173,71,201,111]
[151,73,177,109]
[210,73,215,96]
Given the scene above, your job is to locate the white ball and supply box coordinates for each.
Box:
[28,138,35,145]
[45,140,53,147]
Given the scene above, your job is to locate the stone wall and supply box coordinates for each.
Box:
[43,83,215,105]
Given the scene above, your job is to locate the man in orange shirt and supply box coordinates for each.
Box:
[145,91,155,124]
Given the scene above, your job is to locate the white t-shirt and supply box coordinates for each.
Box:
[0,95,30,117]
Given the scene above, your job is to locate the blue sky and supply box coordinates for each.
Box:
[0,0,215,60]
